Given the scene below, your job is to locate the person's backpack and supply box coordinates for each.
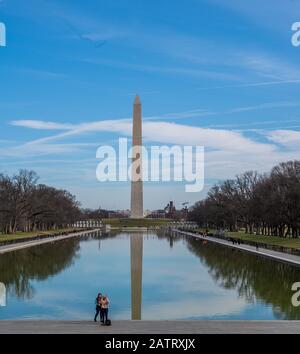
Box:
[105,319,111,326]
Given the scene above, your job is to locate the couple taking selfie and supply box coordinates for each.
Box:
[94,293,111,326]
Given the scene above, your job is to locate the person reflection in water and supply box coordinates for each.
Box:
[100,295,110,324]
[94,293,103,323]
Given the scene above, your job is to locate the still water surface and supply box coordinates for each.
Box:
[0,231,300,320]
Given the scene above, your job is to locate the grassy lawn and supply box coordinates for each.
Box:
[194,228,300,250]
[0,227,80,243]
[224,231,300,249]
[195,227,218,234]
[102,218,170,228]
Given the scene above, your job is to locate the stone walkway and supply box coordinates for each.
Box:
[0,320,299,334]
[175,229,300,267]
[0,229,99,254]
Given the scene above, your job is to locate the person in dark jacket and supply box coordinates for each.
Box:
[94,293,102,322]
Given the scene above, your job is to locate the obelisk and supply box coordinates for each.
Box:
[130,95,143,218]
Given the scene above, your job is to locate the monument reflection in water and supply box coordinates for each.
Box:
[130,233,143,320]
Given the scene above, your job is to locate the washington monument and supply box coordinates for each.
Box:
[130,95,144,218]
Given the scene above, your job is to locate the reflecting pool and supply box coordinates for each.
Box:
[0,231,300,320]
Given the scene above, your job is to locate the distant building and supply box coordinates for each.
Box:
[108,209,130,218]
[143,210,152,217]
[147,210,167,219]
[164,201,176,217]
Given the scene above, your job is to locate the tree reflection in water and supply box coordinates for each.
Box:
[0,231,113,300]
[0,232,102,300]
[185,236,300,319]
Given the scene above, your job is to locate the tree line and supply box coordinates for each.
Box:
[188,160,300,238]
[0,170,81,234]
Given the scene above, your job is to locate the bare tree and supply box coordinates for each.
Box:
[0,170,81,234]
[189,161,300,238]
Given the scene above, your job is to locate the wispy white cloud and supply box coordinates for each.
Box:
[8,97,300,163]
[78,34,300,86]
[237,53,300,81]
[204,0,300,33]
[9,117,276,155]
[8,116,300,182]
[197,79,300,90]
[82,58,240,81]
[227,101,300,113]
[208,119,300,130]
[11,120,74,130]
[149,105,298,122]
[0,142,98,157]
[143,121,275,154]
[266,130,300,150]
[3,117,300,205]
[124,30,300,82]
[160,109,211,119]
[15,67,67,79]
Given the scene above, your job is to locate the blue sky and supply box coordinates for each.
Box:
[0,0,300,210]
